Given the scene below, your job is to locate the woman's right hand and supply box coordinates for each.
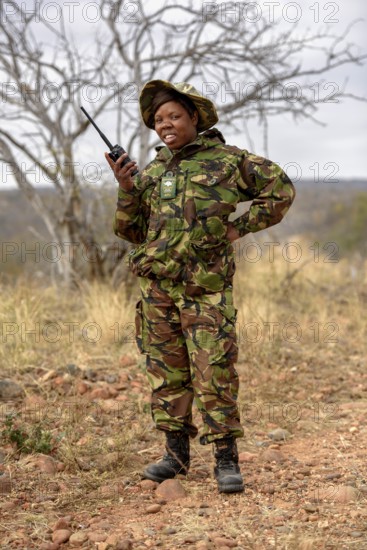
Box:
[105,152,138,192]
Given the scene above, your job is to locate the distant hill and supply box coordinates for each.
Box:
[1,179,366,241]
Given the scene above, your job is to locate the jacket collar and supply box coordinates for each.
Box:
[155,128,226,162]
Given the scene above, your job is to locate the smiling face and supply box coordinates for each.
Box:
[154,100,199,150]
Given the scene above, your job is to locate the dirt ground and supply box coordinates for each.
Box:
[1,341,367,550]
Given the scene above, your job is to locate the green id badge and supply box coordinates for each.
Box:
[160,176,176,199]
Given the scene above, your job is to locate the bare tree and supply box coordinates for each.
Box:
[0,0,128,285]
[102,0,366,156]
[0,0,365,284]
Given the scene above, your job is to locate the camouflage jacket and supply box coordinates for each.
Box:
[113,128,295,293]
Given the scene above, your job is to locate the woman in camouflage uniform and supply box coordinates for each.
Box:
[106,80,295,493]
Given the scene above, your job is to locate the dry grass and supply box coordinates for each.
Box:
[1,243,367,548]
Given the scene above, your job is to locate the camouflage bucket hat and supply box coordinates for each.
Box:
[139,80,218,133]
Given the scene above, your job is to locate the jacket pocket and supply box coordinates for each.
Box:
[187,241,236,293]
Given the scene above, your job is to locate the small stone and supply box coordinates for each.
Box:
[261,485,275,494]
[65,364,81,376]
[23,454,58,475]
[53,517,70,531]
[146,504,161,514]
[162,527,177,535]
[303,504,318,513]
[88,531,107,542]
[184,535,200,543]
[76,381,90,395]
[0,477,13,494]
[350,532,363,538]
[334,485,360,504]
[89,387,111,400]
[155,479,187,501]
[119,355,136,368]
[238,452,257,463]
[39,543,60,550]
[213,536,237,547]
[83,369,98,381]
[115,540,133,550]
[324,472,341,480]
[69,531,88,546]
[255,440,270,448]
[140,479,158,491]
[276,526,291,534]
[0,379,24,398]
[261,449,285,463]
[267,428,291,441]
[298,467,311,476]
[95,451,120,472]
[104,374,118,384]
[52,529,71,544]
[1,500,17,509]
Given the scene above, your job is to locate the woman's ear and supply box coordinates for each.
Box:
[192,110,199,127]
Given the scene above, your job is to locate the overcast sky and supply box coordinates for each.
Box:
[1,0,366,186]
[216,0,367,183]
[251,0,367,182]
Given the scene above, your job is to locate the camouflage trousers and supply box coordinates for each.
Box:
[135,277,244,444]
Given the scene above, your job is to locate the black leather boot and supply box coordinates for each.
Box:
[143,431,190,483]
[214,436,244,493]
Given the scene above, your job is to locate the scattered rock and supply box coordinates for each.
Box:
[65,364,81,376]
[140,479,158,491]
[69,531,88,546]
[87,531,107,542]
[277,526,291,533]
[351,532,363,538]
[162,527,177,535]
[311,484,359,504]
[119,355,136,368]
[0,476,13,494]
[334,485,360,504]
[213,536,237,547]
[261,449,285,463]
[145,504,161,514]
[76,381,90,395]
[89,387,111,400]
[0,379,24,398]
[238,451,257,463]
[184,535,201,543]
[104,374,119,384]
[83,369,98,381]
[303,504,318,513]
[267,428,291,441]
[324,472,342,480]
[155,479,187,501]
[95,451,120,472]
[1,500,17,510]
[52,529,71,544]
[23,454,58,475]
[52,517,71,531]
[115,540,133,550]
[40,543,60,550]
